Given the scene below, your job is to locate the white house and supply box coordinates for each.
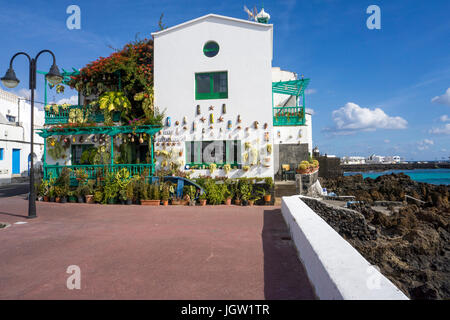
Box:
[152,12,313,179]
[0,88,44,185]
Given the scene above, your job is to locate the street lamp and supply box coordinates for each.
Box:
[1,50,62,218]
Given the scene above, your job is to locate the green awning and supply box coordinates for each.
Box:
[272,78,310,96]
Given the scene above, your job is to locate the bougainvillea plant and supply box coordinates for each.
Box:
[68,37,163,126]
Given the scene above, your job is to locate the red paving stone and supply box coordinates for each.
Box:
[0,196,316,300]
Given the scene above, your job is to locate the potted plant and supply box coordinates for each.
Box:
[125,181,134,205]
[49,185,56,202]
[183,185,196,206]
[41,180,50,202]
[161,184,170,206]
[239,180,252,206]
[262,177,273,204]
[59,185,68,203]
[248,193,261,206]
[142,183,160,206]
[54,186,62,203]
[198,192,207,206]
[68,190,77,203]
[103,172,119,204]
[94,189,103,203]
[85,180,95,204]
[221,183,232,205]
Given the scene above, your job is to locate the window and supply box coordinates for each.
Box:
[71,144,94,165]
[0,148,3,160]
[203,41,219,57]
[6,115,16,122]
[185,140,241,166]
[195,72,228,100]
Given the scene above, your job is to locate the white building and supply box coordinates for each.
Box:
[0,88,44,185]
[152,13,313,179]
[341,156,366,165]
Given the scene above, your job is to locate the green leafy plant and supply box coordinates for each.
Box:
[97,91,131,125]
[161,184,170,201]
[102,172,119,203]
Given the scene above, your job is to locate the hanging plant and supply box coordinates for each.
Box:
[47,138,68,160]
[209,163,217,174]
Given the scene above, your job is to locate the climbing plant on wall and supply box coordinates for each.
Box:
[68,37,163,126]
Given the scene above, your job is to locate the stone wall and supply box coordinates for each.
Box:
[301,197,377,241]
[295,172,320,196]
[276,143,309,179]
[317,156,342,178]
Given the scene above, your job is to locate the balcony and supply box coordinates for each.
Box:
[273,106,305,126]
[44,105,120,125]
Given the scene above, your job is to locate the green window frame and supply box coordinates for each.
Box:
[185,140,241,167]
[195,71,228,100]
[71,144,94,165]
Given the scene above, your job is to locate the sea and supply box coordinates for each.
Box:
[344,168,450,186]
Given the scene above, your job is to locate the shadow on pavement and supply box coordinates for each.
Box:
[262,208,316,300]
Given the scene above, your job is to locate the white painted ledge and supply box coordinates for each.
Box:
[281,195,409,300]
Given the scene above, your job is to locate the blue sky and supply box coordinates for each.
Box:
[1,0,449,160]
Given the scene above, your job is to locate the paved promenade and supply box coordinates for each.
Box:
[0,196,315,299]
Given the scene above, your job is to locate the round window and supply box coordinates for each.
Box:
[203,41,219,58]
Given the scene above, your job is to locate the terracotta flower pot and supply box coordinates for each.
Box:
[85,195,95,204]
[162,200,169,206]
[141,200,160,206]
[199,199,207,206]
[55,197,61,203]
[264,194,271,203]
[44,196,49,202]
[234,199,241,206]
[248,200,254,206]
[225,198,232,205]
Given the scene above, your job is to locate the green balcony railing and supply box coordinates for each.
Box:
[273,106,305,126]
[44,163,154,183]
[44,105,120,125]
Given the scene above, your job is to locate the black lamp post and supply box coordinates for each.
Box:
[1,50,63,218]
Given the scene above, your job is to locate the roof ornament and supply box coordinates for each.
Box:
[244,5,270,24]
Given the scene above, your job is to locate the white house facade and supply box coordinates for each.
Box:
[152,13,312,179]
[0,88,44,185]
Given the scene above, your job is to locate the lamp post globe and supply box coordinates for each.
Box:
[1,67,20,88]
[46,63,63,85]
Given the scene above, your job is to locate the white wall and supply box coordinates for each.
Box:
[0,89,44,184]
[282,195,409,300]
[271,68,313,155]
[153,14,274,178]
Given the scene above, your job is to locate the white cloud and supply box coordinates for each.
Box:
[431,88,450,106]
[429,123,450,135]
[55,95,78,105]
[305,88,317,95]
[384,139,390,143]
[440,114,450,122]
[327,102,408,134]
[13,88,38,100]
[306,108,315,115]
[417,139,434,151]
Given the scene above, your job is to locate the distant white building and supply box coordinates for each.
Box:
[341,154,401,165]
[341,156,366,164]
[0,88,44,185]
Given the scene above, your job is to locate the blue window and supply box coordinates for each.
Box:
[0,148,3,160]
[6,115,16,122]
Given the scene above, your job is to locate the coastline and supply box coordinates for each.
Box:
[341,162,450,172]
[318,173,450,299]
